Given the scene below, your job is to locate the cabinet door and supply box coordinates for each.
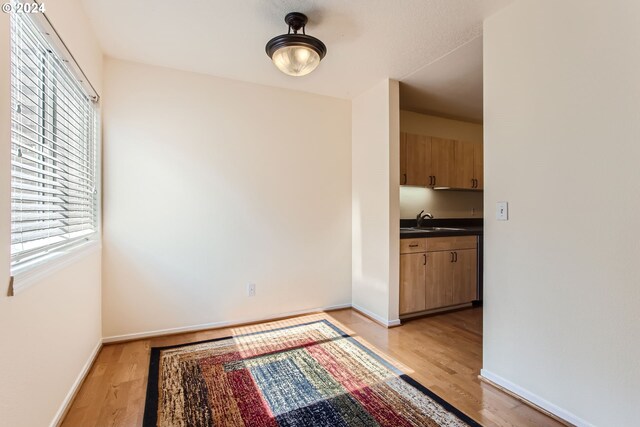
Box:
[473,141,483,189]
[454,140,475,189]
[404,133,430,186]
[451,249,477,305]
[400,253,427,314]
[430,137,454,187]
[400,132,407,185]
[425,251,452,310]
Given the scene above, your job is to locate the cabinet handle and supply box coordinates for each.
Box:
[454,251,458,262]
[423,254,426,265]
[450,252,454,262]
[432,175,436,186]
[403,173,407,185]
[409,244,419,247]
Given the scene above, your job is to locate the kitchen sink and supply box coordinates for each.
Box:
[412,227,465,231]
[400,226,467,232]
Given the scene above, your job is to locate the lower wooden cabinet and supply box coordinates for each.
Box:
[424,250,452,310]
[399,253,426,313]
[400,236,478,315]
[451,248,477,305]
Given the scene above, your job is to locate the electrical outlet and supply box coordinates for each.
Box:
[496,201,509,221]
[247,283,256,297]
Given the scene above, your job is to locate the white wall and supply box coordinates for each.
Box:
[352,79,400,325]
[101,59,352,339]
[399,110,483,219]
[0,2,103,426]
[483,1,640,425]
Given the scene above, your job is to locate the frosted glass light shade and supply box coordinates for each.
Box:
[271,45,321,77]
[265,13,327,77]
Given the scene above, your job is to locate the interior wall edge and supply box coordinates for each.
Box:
[352,303,400,328]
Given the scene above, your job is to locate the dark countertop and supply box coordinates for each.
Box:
[400,218,483,239]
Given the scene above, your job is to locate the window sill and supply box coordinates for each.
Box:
[11,239,101,296]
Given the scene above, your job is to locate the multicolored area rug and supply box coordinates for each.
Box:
[143,319,481,427]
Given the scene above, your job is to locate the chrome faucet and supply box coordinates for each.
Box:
[416,210,434,227]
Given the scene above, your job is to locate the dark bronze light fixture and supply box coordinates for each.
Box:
[265,12,327,77]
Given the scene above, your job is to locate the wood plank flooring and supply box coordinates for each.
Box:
[61,308,565,426]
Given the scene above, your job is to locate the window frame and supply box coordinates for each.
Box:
[8,3,101,294]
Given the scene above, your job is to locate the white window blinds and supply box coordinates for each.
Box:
[10,10,99,267]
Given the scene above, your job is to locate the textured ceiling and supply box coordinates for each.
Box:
[400,36,484,122]
[81,0,510,100]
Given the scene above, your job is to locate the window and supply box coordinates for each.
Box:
[10,10,99,270]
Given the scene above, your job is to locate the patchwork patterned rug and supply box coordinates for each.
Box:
[143,319,481,426]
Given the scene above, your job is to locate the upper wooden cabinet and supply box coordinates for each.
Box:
[430,137,455,188]
[473,141,483,189]
[453,140,483,190]
[400,133,454,188]
[400,131,482,190]
[401,133,430,186]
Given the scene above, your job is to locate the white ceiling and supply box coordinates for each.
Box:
[400,36,484,123]
[81,0,510,113]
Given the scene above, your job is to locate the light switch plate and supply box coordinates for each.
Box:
[247,283,256,297]
[496,201,509,221]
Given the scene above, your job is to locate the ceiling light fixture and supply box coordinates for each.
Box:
[265,12,327,77]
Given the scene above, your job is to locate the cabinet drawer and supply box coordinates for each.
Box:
[425,235,477,252]
[400,238,427,254]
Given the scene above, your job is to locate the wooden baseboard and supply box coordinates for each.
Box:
[479,375,575,427]
[102,304,353,344]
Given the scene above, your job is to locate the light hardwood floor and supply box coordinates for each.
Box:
[61,308,564,426]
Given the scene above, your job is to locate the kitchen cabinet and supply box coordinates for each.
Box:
[400,133,455,188]
[400,253,426,313]
[400,132,407,184]
[473,141,483,189]
[424,250,451,310]
[430,137,455,188]
[453,140,483,190]
[450,248,477,305]
[400,133,430,186]
[399,236,478,316]
[400,131,482,190]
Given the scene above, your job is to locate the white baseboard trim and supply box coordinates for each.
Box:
[351,304,401,328]
[102,303,353,344]
[480,369,592,427]
[51,340,102,427]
